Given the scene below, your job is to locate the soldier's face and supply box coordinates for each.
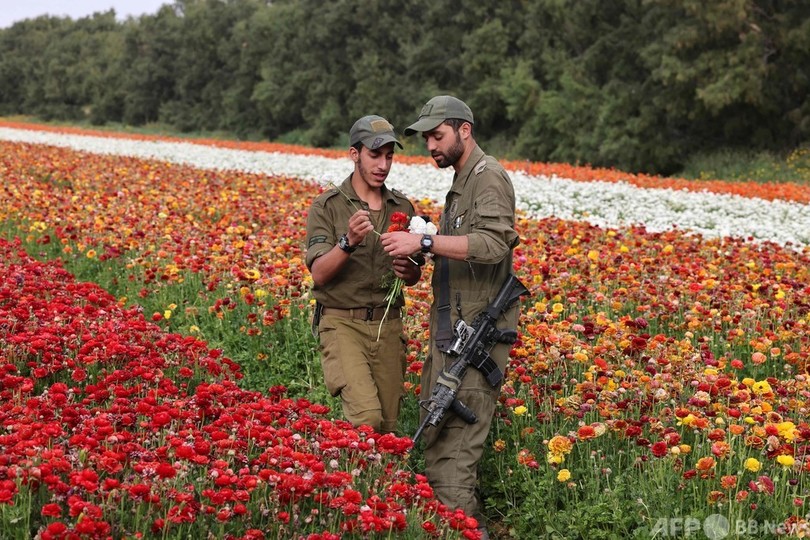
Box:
[352,143,395,188]
[423,123,464,169]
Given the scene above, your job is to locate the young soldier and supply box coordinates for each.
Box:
[305,115,422,434]
[381,96,519,538]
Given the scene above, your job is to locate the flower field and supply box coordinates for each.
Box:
[1,121,810,539]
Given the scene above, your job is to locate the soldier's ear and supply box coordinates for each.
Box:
[349,146,360,163]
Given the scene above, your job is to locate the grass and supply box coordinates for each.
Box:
[679,147,810,184]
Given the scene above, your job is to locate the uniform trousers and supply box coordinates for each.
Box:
[318,314,406,433]
[420,338,511,524]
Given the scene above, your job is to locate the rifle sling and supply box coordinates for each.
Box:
[435,256,453,352]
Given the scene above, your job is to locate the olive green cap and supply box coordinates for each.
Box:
[404,95,474,136]
[349,115,403,150]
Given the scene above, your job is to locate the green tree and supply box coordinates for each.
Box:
[117,6,182,126]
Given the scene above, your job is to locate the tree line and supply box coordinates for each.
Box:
[1,0,808,175]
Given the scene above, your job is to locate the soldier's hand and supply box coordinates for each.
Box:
[393,256,421,285]
[347,210,373,245]
[380,230,420,258]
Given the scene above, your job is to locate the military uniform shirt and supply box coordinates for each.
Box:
[306,175,416,309]
[432,144,519,321]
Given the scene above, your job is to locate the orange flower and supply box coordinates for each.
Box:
[707,490,726,505]
[577,425,596,440]
[517,449,536,466]
[711,441,731,459]
[720,475,737,490]
[548,435,573,455]
[729,424,745,436]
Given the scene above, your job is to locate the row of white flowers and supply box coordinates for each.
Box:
[2,126,809,248]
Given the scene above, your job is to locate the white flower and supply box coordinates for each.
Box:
[408,216,438,259]
[408,215,438,236]
[3,126,808,246]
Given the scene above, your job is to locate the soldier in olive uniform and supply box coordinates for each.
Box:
[306,115,422,434]
[381,96,519,537]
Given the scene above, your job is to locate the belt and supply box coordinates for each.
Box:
[321,306,400,321]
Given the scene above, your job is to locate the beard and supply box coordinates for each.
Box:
[432,131,464,169]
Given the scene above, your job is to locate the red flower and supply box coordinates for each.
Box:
[391,211,408,225]
[387,211,409,232]
[41,503,62,517]
[156,462,177,479]
[651,441,668,458]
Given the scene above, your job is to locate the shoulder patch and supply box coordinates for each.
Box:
[308,235,328,248]
[474,160,487,175]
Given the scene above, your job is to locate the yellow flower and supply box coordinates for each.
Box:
[752,380,772,395]
[572,351,588,363]
[513,405,528,416]
[744,458,762,472]
[777,455,796,468]
[777,422,797,441]
[86,249,97,259]
[552,302,564,313]
[493,439,506,453]
[547,453,564,465]
[677,414,697,427]
[557,469,571,482]
[163,309,172,320]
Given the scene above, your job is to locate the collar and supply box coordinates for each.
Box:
[449,145,486,195]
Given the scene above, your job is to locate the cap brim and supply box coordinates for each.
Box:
[403,116,444,136]
[362,134,403,150]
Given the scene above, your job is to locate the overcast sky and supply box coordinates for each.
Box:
[0,0,170,29]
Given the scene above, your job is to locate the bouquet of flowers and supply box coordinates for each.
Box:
[377,213,437,340]
[407,215,438,255]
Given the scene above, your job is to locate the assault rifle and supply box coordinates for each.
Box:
[412,274,530,443]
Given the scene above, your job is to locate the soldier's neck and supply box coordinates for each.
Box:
[351,177,383,210]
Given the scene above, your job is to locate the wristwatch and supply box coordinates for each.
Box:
[338,234,357,253]
[420,234,433,254]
